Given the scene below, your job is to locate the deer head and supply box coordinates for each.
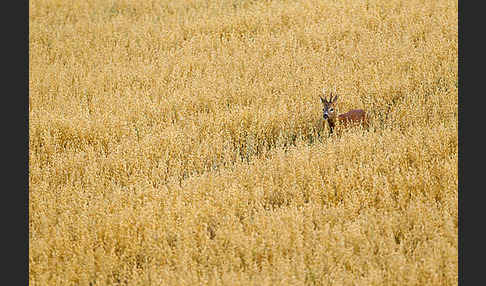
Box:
[320,88,339,122]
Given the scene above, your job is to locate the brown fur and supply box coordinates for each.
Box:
[338,109,368,128]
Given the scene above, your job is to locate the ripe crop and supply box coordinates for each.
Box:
[29,0,458,285]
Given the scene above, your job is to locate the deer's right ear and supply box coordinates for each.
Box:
[320,96,327,104]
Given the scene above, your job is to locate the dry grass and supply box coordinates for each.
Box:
[29,0,458,285]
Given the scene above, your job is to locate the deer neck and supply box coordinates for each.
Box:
[327,118,336,133]
[328,118,336,128]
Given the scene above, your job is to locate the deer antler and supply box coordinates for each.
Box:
[331,87,337,102]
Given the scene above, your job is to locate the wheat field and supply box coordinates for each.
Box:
[29,0,458,285]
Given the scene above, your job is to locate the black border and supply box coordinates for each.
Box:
[12,0,29,284]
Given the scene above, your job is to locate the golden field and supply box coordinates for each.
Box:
[29,0,458,285]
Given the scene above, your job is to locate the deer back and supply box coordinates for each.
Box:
[338,109,367,127]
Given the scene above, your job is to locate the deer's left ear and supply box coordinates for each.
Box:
[332,94,338,103]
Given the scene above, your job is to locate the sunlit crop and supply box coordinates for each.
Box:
[29,0,458,284]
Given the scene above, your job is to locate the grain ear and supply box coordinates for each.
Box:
[321,88,328,104]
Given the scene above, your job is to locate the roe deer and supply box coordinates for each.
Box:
[320,88,368,135]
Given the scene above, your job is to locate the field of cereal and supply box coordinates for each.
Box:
[29,0,458,284]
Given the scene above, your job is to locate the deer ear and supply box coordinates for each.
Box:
[320,96,327,104]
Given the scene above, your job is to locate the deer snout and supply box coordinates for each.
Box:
[323,113,328,120]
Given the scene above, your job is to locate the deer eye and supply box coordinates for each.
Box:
[329,108,334,112]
